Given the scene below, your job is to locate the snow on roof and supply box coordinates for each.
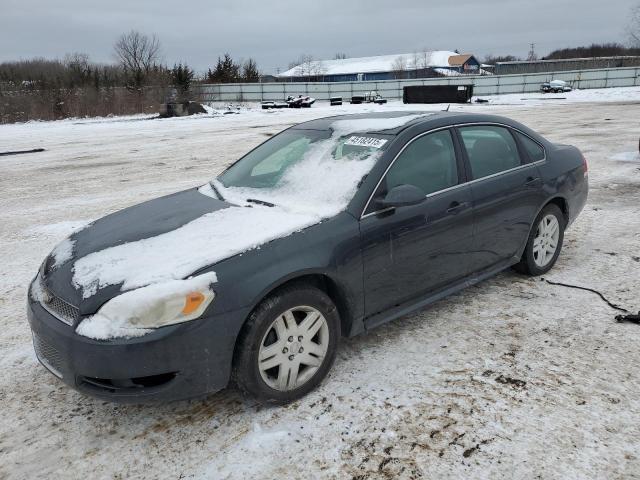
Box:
[279,51,459,77]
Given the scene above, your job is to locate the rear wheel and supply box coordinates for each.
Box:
[233,284,340,403]
[514,204,565,275]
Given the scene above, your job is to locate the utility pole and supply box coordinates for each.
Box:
[527,43,537,61]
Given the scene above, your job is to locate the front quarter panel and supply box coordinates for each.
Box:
[200,212,364,334]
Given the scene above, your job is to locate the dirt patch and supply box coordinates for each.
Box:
[494,375,527,389]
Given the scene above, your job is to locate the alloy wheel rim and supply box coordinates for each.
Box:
[533,214,560,267]
[258,306,329,391]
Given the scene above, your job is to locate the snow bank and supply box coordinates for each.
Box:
[75,272,217,339]
[72,114,422,300]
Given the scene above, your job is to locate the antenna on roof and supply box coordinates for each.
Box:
[443,104,451,112]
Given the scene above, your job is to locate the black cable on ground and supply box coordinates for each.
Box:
[615,312,640,325]
[0,148,45,157]
[541,278,629,313]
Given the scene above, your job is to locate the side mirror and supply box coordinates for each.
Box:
[377,184,426,209]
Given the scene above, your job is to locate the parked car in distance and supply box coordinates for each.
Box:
[28,112,588,404]
[286,95,316,108]
[364,90,387,104]
[541,79,572,93]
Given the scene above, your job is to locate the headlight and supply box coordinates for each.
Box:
[76,272,217,340]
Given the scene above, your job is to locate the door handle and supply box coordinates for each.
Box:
[446,201,469,214]
[525,176,542,187]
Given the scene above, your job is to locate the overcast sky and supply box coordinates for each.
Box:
[1,0,637,73]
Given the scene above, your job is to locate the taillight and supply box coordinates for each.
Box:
[581,152,588,177]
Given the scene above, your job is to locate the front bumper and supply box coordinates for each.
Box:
[27,286,249,403]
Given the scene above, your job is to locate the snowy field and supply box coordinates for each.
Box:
[1,87,640,479]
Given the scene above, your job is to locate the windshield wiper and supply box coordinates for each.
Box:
[246,198,275,207]
[209,181,225,201]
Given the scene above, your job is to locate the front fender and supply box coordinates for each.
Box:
[200,212,365,337]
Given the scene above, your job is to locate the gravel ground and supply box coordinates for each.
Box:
[1,94,639,480]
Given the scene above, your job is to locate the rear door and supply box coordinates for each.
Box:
[456,125,545,273]
[360,128,474,318]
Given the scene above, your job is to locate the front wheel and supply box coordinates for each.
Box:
[233,284,340,403]
[514,204,565,275]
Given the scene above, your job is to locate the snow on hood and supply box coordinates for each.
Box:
[71,114,421,300]
[50,237,76,269]
[72,205,315,299]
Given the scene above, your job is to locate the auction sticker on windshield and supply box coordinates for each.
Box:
[344,136,388,148]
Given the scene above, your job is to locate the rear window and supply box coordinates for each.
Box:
[515,131,545,162]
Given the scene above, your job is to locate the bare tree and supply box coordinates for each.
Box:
[392,56,407,79]
[63,53,90,72]
[293,54,316,77]
[334,52,347,60]
[310,60,326,80]
[417,49,432,70]
[63,52,91,86]
[628,3,640,47]
[114,30,162,89]
[410,51,420,73]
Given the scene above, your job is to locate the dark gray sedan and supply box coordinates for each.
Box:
[27,111,588,403]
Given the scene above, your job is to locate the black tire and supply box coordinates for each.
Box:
[233,283,340,403]
[514,203,566,276]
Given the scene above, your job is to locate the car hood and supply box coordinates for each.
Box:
[42,187,232,314]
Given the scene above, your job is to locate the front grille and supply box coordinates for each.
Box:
[38,276,79,326]
[32,333,64,378]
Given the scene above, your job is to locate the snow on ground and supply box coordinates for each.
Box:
[1,87,640,479]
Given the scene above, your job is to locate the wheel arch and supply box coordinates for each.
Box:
[231,271,357,361]
[546,196,569,225]
[516,195,569,260]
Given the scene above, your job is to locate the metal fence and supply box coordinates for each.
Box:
[193,66,640,103]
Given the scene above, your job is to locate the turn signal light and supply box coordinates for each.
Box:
[182,292,205,315]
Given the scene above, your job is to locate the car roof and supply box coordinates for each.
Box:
[290,111,513,135]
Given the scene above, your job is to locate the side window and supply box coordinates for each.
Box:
[459,126,522,180]
[515,131,545,162]
[384,130,458,196]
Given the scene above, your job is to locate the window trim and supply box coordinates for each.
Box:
[378,127,461,201]
[457,124,525,180]
[512,128,547,164]
[360,122,546,219]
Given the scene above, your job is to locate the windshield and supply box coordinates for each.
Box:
[215,128,392,216]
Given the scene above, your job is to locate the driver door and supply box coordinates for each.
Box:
[359,129,474,319]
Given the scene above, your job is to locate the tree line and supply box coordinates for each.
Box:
[0,30,263,123]
[0,31,261,93]
[484,43,640,64]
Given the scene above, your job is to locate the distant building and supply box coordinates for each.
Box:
[258,74,278,83]
[277,51,482,82]
[447,54,481,74]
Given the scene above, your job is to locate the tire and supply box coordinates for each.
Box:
[233,283,340,403]
[514,203,565,276]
